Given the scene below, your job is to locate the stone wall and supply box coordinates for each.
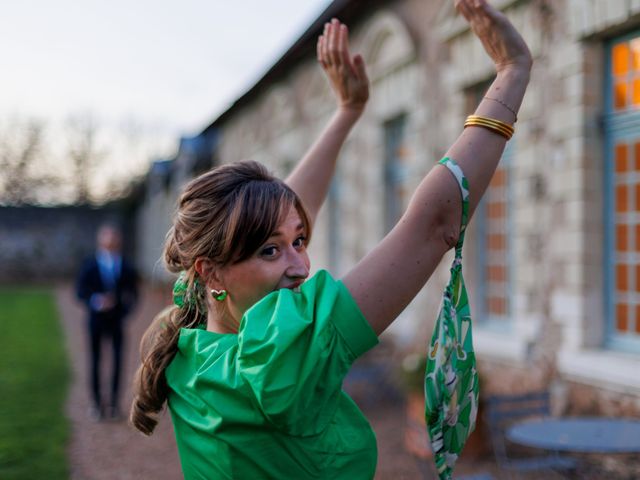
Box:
[0,205,136,283]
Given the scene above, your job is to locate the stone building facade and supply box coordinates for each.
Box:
[136,134,217,282]
[136,0,640,414]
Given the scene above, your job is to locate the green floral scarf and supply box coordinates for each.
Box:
[424,157,479,480]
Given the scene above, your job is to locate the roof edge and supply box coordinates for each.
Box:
[202,0,391,134]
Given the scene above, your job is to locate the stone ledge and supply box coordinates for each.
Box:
[474,326,530,364]
[558,348,640,394]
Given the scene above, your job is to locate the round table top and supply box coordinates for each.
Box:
[506,417,640,453]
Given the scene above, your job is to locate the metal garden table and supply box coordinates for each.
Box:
[506,417,640,453]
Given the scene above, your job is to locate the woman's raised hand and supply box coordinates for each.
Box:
[317,19,369,113]
[455,0,532,74]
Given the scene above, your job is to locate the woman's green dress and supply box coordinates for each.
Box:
[166,270,379,479]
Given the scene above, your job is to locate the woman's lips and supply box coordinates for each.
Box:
[283,280,304,291]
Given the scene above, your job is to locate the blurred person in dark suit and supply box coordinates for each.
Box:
[76,223,138,420]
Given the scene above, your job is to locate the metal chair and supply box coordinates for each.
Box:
[455,475,495,480]
[485,391,577,479]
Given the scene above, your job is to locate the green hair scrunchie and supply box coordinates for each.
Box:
[172,271,190,308]
[173,271,204,310]
[172,271,207,330]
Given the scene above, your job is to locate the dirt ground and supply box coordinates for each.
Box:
[57,282,635,480]
[57,283,181,480]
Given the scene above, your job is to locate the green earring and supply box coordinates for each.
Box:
[211,289,228,301]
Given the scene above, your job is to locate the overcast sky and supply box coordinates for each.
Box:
[0,0,333,190]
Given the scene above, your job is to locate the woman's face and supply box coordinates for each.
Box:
[219,204,310,321]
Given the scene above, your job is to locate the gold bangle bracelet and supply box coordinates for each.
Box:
[464,115,514,140]
[466,115,514,134]
[464,121,513,140]
[465,117,514,133]
[464,119,513,138]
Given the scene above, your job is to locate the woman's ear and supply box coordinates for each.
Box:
[194,258,225,290]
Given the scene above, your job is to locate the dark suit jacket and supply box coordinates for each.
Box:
[76,255,139,321]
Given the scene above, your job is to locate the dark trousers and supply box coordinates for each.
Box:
[88,314,124,410]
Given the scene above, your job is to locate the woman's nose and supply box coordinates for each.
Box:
[286,249,309,278]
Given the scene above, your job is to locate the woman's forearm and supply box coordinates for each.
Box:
[447,68,529,213]
[285,107,363,225]
[406,67,530,242]
[287,19,369,227]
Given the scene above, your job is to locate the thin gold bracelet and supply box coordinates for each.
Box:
[464,115,514,140]
[483,96,518,122]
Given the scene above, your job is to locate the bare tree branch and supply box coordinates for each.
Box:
[0,117,61,205]
[65,112,109,203]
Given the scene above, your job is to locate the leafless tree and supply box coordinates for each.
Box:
[65,112,109,203]
[0,111,159,205]
[0,116,61,205]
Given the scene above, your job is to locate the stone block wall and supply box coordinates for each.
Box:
[0,205,136,283]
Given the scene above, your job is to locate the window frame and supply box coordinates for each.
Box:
[466,81,515,330]
[382,113,409,234]
[475,140,516,330]
[604,31,640,352]
[327,176,341,274]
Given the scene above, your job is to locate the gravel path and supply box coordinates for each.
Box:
[56,283,181,480]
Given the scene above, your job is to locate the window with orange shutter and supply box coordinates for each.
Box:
[606,34,640,349]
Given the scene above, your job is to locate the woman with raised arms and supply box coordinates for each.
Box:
[130,1,532,478]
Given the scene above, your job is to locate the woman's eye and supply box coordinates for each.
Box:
[293,236,307,248]
[261,246,278,257]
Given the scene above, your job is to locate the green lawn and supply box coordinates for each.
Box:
[0,288,70,480]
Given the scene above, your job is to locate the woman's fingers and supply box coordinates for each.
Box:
[454,0,473,21]
[328,19,341,66]
[338,24,352,69]
[456,0,531,72]
[317,36,325,68]
[321,23,330,65]
[316,18,369,110]
[456,0,492,24]
[320,19,351,69]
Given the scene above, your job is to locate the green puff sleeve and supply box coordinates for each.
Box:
[236,269,378,436]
